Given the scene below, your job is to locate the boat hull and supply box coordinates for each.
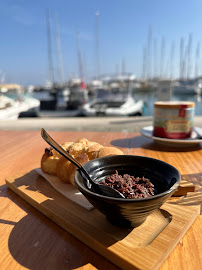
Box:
[81,99,144,117]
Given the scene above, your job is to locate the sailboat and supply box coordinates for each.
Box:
[66,31,89,111]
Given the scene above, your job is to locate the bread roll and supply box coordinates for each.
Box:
[68,138,91,157]
[84,143,103,159]
[92,146,124,159]
[56,139,97,183]
[56,156,71,183]
[57,153,89,185]
[41,142,73,175]
[41,137,124,186]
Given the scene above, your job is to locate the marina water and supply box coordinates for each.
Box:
[135,91,202,117]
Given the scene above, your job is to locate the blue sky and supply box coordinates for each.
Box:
[1,0,202,85]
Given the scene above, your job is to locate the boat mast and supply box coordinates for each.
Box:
[153,38,158,78]
[147,26,152,79]
[46,9,54,88]
[195,42,200,78]
[184,44,188,79]
[160,36,165,78]
[180,37,184,79]
[142,46,147,80]
[187,33,193,79]
[76,30,84,82]
[55,13,65,85]
[170,41,175,79]
[95,11,100,79]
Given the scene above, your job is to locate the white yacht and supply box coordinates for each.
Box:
[0,94,21,120]
[81,86,144,117]
[0,84,40,119]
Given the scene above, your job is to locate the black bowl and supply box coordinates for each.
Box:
[74,155,181,227]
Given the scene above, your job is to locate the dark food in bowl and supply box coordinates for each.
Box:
[100,171,154,199]
[74,155,181,227]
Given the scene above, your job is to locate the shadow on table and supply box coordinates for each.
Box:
[109,136,132,148]
[111,135,202,152]
[7,212,120,270]
[7,212,119,270]
[0,182,36,214]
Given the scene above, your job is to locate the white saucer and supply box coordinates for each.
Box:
[140,126,202,147]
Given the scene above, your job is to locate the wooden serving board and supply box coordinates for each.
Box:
[6,170,200,270]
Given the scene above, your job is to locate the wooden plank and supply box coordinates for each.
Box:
[174,180,195,196]
[6,170,200,270]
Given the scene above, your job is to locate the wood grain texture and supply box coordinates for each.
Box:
[5,170,200,270]
[0,130,202,270]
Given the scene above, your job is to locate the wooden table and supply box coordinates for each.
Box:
[0,130,202,270]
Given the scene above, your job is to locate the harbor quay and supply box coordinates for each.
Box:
[0,115,202,133]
